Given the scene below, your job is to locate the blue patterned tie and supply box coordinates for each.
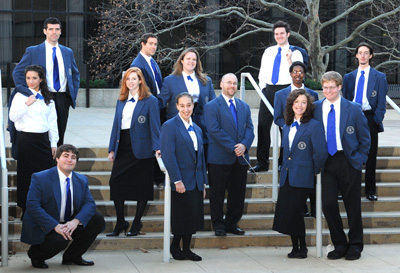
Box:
[291,121,299,130]
[187,75,193,82]
[355,70,365,105]
[64,177,71,222]
[150,58,162,89]
[271,47,282,85]
[128,97,135,103]
[52,47,60,91]
[229,99,238,128]
[327,104,337,156]
[35,93,44,100]
[188,125,194,132]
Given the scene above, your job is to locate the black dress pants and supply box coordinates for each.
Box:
[364,111,379,195]
[53,92,73,146]
[209,159,248,230]
[322,152,363,252]
[28,212,105,261]
[257,84,289,168]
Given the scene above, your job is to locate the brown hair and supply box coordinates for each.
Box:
[24,65,53,105]
[119,67,151,101]
[320,71,342,86]
[56,144,79,162]
[284,89,314,125]
[273,21,290,33]
[172,48,208,86]
[140,33,157,46]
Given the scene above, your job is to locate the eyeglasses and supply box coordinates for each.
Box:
[222,81,237,86]
[291,71,304,75]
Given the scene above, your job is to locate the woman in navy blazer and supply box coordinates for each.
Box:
[273,89,327,259]
[158,48,216,146]
[160,93,207,262]
[107,67,161,237]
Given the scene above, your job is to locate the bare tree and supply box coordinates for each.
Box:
[89,0,400,85]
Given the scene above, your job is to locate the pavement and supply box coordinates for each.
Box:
[2,107,400,271]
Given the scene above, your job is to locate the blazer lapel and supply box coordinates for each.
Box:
[51,168,62,214]
[348,70,358,100]
[366,68,377,99]
[178,76,189,93]
[71,172,81,212]
[236,99,245,132]
[194,125,203,164]
[175,116,196,160]
[140,55,156,82]
[38,43,47,69]
[131,99,145,127]
[218,96,238,132]
[339,98,350,139]
[290,123,306,154]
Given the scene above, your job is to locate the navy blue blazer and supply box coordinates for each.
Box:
[160,115,207,191]
[342,67,388,132]
[21,167,98,245]
[13,42,80,108]
[109,95,160,159]
[280,119,327,188]
[131,54,162,96]
[204,95,255,165]
[158,74,216,143]
[314,98,371,171]
[274,86,319,127]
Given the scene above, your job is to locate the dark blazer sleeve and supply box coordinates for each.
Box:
[371,70,388,128]
[273,89,286,127]
[13,47,34,87]
[158,75,174,110]
[160,120,182,184]
[62,46,80,107]
[72,173,96,227]
[108,100,121,153]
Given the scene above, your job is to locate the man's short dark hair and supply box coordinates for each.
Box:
[43,17,62,29]
[273,21,290,33]
[289,61,307,73]
[56,144,79,161]
[355,42,374,61]
[140,33,157,46]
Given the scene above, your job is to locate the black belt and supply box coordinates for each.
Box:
[363,110,373,115]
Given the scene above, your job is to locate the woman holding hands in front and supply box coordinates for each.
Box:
[160,93,207,261]
[107,67,161,237]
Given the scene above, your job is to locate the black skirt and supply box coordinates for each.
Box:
[17,131,54,208]
[109,130,154,201]
[171,189,204,235]
[272,178,311,236]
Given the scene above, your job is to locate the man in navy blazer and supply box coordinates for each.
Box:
[342,42,388,201]
[21,144,104,269]
[13,17,80,147]
[205,73,255,236]
[314,71,370,261]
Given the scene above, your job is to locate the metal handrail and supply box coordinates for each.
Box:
[239,73,279,202]
[1,69,9,267]
[386,95,400,114]
[239,72,323,258]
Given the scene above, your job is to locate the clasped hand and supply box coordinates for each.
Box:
[54,219,80,240]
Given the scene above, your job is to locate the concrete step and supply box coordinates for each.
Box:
[7,227,400,253]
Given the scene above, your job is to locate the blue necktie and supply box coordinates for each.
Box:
[271,47,282,85]
[187,75,193,82]
[64,177,71,222]
[52,47,60,91]
[291,121,299,130]
[150,58,162,89]
[355,70,365,105]
[327,104,337,156]
[229,99,238,128]
[35,93,44,100]
[128,97,135,103]
[188,125,194,132]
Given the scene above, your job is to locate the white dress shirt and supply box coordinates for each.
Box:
[182,71,200,103]
[221,93,237,109]
[353,65,372,111]
[288,119,300,150]
[9,90,59,147]
[121,93,139,129]
[140,52,160,94]
[291,83,305,91]
[258,43,303,89]
[58,168,74,222]
[179,114,198,151]
[322,97,343,151]
[45,40,67,92]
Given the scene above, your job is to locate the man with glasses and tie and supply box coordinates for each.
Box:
[254,20,304,172]
[204,73,254,237]
[314,71,370,261]
[13,17,80,147]
[342,42,388,201]
[21,144,105,269]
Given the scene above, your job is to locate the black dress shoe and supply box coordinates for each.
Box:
[226,226,245,235]
[367,194,378,201]
[250,164,268,172]
[106,221,129,237]
[31,259,48,269]
[62,258,94,266]
[184,250,202,261]
[297,247,308,259]
[345,248,361,260]
[327,248,347,260]
[127,222,143,236]
[214,228,227,236]
[170,245,185,260]
[287,248,298,258]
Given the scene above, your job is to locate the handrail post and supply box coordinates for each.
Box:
[0,69,9,266]
[316,173,323,258]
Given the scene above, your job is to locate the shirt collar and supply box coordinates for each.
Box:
[127,92,139,101]
[358,65,370,76]
[57,167,72,184]
[291,84,305,91]
[45,40,59,50]
[221,93,235,106]
[140,51,152,63]
[182,71,196,79]
[178,113,193,130]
